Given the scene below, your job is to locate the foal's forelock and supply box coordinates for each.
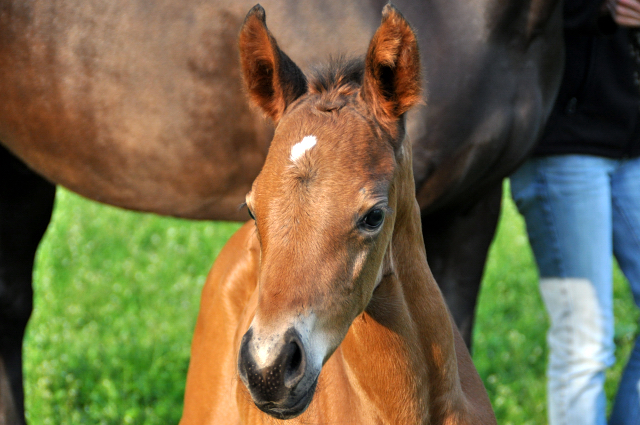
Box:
[308,57,364,95]
[303,57,365,113]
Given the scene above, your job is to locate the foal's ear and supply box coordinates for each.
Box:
[361,4,422,128]
[239,5,307,123]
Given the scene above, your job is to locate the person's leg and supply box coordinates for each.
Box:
[609,156,640,425]
[511,155,616,425]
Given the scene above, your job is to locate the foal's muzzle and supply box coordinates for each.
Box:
[238,327,318,419]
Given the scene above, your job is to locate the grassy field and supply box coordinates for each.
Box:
[23,182,638,424]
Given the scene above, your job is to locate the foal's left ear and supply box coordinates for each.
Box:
[361,4,422,130]
[239,5,307,123]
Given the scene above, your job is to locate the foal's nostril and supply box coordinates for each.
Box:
[283,334,305,388]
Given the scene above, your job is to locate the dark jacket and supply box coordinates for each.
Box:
[534,0,640,158]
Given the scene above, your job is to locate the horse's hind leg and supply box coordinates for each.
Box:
[421,183,503,350]
[0,144,56,425]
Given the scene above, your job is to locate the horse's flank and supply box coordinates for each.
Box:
[0,0,561,222]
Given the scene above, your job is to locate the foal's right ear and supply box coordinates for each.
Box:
[239,5,307,123]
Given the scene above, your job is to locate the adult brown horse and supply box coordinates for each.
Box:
[181,5,496,423]
[0,0,562,423]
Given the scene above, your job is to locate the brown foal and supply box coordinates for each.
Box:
[180,4,496,424]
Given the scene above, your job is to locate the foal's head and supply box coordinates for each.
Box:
[237,4,422,419]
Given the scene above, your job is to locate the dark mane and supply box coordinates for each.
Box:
[308,56,364,111]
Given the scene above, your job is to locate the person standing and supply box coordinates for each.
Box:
[510,0,640,424]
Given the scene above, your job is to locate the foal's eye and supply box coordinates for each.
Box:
[248,208,255,220]
[361,209,385,231]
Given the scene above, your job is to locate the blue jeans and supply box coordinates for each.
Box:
[510,154,640,425]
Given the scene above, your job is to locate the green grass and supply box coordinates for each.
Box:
[23,183,638,424]
[26,188,241,424]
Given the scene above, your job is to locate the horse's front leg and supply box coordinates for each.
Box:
[421,183,503,350]
[0,145,56,425]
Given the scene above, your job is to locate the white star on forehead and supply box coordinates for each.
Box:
[290,135,317,162]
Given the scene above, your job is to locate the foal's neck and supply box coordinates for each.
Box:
[342,144,467,423]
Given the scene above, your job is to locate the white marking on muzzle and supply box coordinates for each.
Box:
[249,312,330,372]
[290,135,317,162]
